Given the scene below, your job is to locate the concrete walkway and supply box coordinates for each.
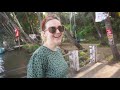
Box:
[74,62,120,78]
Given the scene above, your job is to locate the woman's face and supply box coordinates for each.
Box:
[44,19,64,46]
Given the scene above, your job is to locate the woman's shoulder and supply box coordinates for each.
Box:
[56,46,62,53]
[31,46,47,60]
[33,46,45,54]
[28,46,48,67]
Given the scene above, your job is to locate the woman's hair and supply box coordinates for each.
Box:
[40,31,46,44]
[40,14,60,44]
[41,14,60,31]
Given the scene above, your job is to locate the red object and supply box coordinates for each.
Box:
[15,28,20,37]
[41,15,59,31]
[106,29,112,35]
[106,29,112,34]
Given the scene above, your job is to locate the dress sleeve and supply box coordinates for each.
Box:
[27,53,44,78]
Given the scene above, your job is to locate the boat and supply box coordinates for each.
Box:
[0,47,5,54]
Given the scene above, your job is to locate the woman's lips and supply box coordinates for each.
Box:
[53,35,62,38]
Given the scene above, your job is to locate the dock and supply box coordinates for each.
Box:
[13,45,24,49]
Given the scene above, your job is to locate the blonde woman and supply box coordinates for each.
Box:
[27,15,68,78]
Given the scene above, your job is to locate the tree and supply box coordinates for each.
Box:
[104,13,120,60]
[91,12,107,45]
[11,12,37,44]
[64,28,83,50]
[110,12,120,42]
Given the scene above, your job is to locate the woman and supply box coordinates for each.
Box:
[27,15,68,78]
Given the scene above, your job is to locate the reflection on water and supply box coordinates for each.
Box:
[0,49,30,78]
[0,54,4,73]
[0,54,5,78]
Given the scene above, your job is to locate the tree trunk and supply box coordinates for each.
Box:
[25,12,34,34]
[1,23,12,37]
[12,12,35,44]
[36,12,43,32]
[91,12,107,46]
[1,23,13,37]
[64,28,83,50]
[4,23,15,36]
[104,16,120,60]
[25,13,39,42]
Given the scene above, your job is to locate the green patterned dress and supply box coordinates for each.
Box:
[27,46,68,78]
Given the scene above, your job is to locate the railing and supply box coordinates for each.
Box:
[63,45,97,72]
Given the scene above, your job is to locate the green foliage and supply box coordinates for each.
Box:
[79,50,90,67]
[13,12,120,44]
[79,51,89,60]
[79,51,86,56]
[64,24,71,30]
[78,23,94,39]
[22,44,39,53]
[112,18,120,35]
[16,12,39,34]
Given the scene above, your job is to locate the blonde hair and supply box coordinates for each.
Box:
[40,31,46,44]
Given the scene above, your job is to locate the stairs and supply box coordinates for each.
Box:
[74,62,120,78]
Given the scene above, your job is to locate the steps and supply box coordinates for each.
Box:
[74,62,120,78]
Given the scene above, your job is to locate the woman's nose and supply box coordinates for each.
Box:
[56,29,60,33]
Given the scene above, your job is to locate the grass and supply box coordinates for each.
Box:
[22,44,40,53]
[105,55,113,62]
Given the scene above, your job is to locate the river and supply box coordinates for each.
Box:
[0,49,30,78]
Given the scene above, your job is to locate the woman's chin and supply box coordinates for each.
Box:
[55,40,62,46]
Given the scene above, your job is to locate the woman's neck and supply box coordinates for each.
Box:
[43,42,57,51]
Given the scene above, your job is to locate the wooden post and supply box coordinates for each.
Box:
[69,50,80,71]
[18,37,20,50]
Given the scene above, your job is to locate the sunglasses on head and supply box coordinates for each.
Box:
[45,25,64,34]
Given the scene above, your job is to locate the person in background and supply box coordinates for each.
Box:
[14,27,20,45]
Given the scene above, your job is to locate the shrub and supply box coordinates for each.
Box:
[22,44,39,53]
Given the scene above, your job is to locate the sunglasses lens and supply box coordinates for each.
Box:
[58,26,64,32]
[48,26,64,34]
[49,27,56,33]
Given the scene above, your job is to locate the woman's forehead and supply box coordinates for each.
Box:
[45,19,61,27]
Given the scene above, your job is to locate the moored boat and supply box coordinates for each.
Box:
[0,48,5,54]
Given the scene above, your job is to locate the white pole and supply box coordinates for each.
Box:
[95,45,97,62]
[89,45,97,63]
[93,46,95,62]
[89,45,93,63]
